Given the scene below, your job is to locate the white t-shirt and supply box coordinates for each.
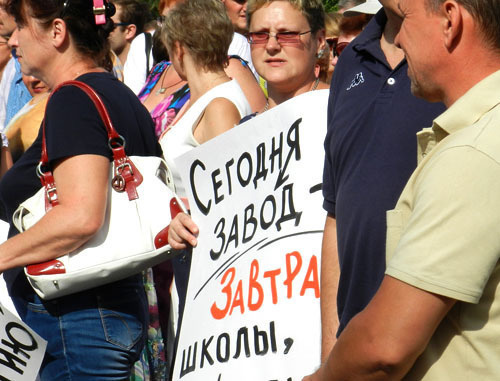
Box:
[123,33,154,94]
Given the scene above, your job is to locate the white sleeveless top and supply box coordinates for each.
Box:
[159,79,251,197]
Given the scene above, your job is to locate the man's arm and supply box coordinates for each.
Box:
[320,213,340,362]
[305,275,455,380]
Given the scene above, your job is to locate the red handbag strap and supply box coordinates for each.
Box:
[39,80,142,207]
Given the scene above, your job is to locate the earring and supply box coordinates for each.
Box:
[316,49,325,59]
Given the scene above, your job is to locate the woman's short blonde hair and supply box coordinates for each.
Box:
[325,12,341,37]
[162,0,233,71]
[247,0,325,33]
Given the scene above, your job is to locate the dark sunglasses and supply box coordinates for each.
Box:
[113,22,131,29]
[326,37,338,49]
[333,41,349,58]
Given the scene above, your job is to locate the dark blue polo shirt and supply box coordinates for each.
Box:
[322,10,446,335]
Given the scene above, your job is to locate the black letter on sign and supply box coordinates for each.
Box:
[190,160,211,216]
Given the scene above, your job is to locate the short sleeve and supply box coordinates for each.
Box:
[322,135,336,215]
[322,86,338,216]
[43,86,111,164]
[386,146,500,303]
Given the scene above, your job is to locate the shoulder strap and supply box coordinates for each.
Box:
[41,80,125,167]
[39,80,143,207]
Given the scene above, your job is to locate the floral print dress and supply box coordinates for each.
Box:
[138,61,191,139]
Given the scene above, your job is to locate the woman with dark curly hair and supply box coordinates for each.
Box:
[0,0,161,378]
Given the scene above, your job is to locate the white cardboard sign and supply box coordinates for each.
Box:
[173,90,329,381]
[0,302,46,381]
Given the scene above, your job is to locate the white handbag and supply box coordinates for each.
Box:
[13,80,183,300]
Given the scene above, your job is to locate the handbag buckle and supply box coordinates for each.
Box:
[112,175,126,192]
[112,162,134,192]
[115,162,133,176]
[46,186,58,204]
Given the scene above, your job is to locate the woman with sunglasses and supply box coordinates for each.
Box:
[168,0,328,248]
[321,12,342,83]
[0,0,160,378]
[246,0,329,112]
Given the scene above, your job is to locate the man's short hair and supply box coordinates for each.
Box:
[426,0,500,51]
[112,0,151,35]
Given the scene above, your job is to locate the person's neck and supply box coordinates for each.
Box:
[266,75,319,110]
[117,43,131,66]
[442,56,500,108]
[381,9,405,70]
[47,56,103,89]
[187,68,230,104]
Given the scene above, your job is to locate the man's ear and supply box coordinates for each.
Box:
[51,18,67,48]
[441,0,462,51]
[125,24,137,42]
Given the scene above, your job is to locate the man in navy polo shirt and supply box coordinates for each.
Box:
[318,0,445,361]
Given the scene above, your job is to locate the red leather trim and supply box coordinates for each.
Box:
[113,156,143,201]
[154,198,188,249]
[26,260,66,276]
[154,226,169,249]
[170,198,186,218]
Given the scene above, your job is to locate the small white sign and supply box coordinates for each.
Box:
[0,302,46,381]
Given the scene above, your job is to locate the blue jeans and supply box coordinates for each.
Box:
[12,275,148,380]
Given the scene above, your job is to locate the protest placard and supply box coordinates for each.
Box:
[172,90,329,381]
[0,302,46,381]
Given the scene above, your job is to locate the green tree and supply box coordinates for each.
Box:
[323,0,339,13]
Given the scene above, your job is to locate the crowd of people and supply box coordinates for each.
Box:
[0,0,498,379]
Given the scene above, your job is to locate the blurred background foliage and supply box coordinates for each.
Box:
[143,0,339,17]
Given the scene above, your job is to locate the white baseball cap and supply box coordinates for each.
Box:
[343,0,382,16]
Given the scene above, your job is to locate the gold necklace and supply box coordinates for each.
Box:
[156,65,183,95]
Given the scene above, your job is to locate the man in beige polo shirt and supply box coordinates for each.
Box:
[304,0,500,380]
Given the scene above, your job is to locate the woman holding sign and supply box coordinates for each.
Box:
[159,0,252,344]
[169,0,328,245]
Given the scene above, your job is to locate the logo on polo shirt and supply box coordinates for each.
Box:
[346,72,364,91]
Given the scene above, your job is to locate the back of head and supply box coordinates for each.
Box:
[162,0,233,71]
[325,12,342,37]
[339,13,371,36]
[112,0,151,35]
[247,0,325,34]
[426,0,500,51]
[7,0,116,70]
